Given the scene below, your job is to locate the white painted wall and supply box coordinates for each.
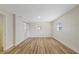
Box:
[15,16,29,45]
[24,23,30,39]
[0,10,13,50]
[51,6,79,53]
[29,22,52,37]
[0,5,79,53]
[0,10,30,50]
[6,13,13,50]
[0,10,29,50]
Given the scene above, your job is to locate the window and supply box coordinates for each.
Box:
[24,23,27,30]
[37,26,41,30]
[56,22,63,31]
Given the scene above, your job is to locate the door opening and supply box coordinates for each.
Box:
[0,14,4,53]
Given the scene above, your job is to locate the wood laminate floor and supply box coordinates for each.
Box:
[6,37,77,54]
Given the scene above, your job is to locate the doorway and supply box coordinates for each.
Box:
[0,13,5,53]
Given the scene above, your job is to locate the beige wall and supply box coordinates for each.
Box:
[51,6,79,53]
[29,22,52,37]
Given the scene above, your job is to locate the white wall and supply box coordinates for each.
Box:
[51,6,79,53]
[0,10,30,50]
[29,22,52,37]
[6,13,13,50]
[24,23,30,39]
[15,16,29,45]
[0,10,13,50]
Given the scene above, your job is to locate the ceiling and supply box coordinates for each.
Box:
[0,4,77,22]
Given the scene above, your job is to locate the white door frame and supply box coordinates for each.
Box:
[0,10,7,51]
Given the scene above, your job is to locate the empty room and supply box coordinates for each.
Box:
[0,4,79,54]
